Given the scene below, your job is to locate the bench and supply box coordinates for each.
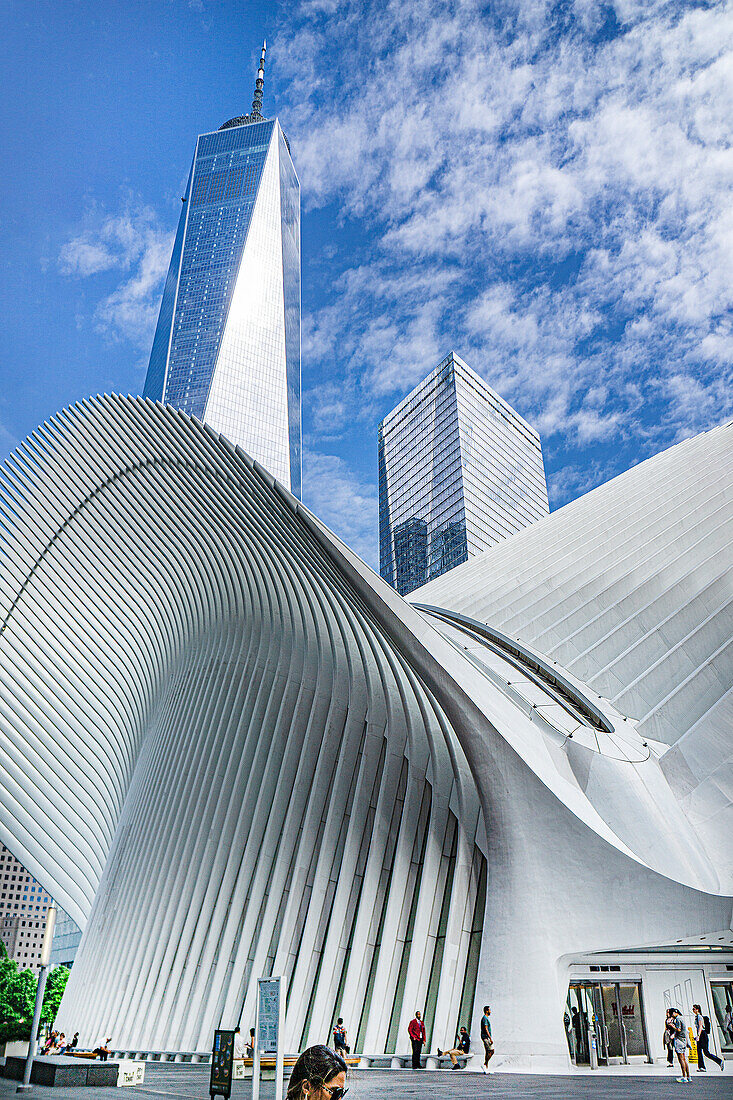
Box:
[233,1056,360,1080]
[425,1052,476,1070]
[1,1055,144,1088]
[358,1054,426,1069]
[357,1052,475,1070]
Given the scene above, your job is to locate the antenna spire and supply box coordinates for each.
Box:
[251,40,266,120]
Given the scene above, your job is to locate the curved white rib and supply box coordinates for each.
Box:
[0,396,729,1064]
[0,396,485,1053]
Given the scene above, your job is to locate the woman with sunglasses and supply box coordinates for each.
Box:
[286,1045,348,1100]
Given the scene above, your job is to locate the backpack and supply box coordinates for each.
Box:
[703,1015,711,1035]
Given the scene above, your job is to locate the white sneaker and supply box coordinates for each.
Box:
[482,1065,488,1074]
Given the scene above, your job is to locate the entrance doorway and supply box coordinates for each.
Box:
[710,981,733,1054]
[566,981,649,1064]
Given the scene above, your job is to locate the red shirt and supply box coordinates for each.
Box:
[408,1017,426,1042]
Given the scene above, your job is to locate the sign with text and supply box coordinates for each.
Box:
[253,975,287,1100]
[257,978,281,1054]
[210,1029,235,1098]
[116,1060,145,1087]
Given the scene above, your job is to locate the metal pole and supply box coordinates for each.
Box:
[252,988,261,1100]
[588,1022,598,1070]
[18,906,56,1093]
[274,976,286,1100]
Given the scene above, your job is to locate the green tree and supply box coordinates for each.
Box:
[41,965,70,1026]
[0,939,30,1044]
[0,940,70,1043]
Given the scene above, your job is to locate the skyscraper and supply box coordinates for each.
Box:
[143,44,301,497]
[379,351,549,595]
[0,845,54,972]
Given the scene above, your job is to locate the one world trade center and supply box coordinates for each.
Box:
[143,44,301,497]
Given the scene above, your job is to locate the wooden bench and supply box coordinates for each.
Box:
[233,1056,360,1080]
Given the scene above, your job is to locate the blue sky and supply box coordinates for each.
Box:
[1,0,731,567]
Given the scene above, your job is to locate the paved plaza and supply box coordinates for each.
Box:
[1,1064,730,1100]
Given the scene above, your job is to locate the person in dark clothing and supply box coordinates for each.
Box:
[332,1018,349,1054]
[693,1004,724,1072]
[663,1008,675,1067]
[286,1046,348,1100]
[93,1039,112,1062]
[437,1026,470,1068]
[408,1011,426,1068]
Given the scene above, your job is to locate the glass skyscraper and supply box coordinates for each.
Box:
[379,351,549,596]
[143,45,301,497]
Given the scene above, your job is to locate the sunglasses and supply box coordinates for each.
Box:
[322,1087,349,1099]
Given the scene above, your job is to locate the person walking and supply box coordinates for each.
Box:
[332,1018,349,1055]
[663,1008,676,1067]
[437,1026,470,1068]
[693,1004,724,1072]
[670,1009,691,1083]
[286,1045,348,1100]
[408,1011,426,1069]
[481,1005,494,1073]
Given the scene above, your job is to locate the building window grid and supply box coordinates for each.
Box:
[380,357,548,594]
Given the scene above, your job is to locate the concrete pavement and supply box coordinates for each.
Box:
[0,1063,730,1099]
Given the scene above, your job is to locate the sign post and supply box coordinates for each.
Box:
[252,976,286,1100]
[209,1030,235,1099]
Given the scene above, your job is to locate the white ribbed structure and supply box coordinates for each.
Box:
[417,420,733,890]
[0,397,730,1065]
[0,396,485,1055]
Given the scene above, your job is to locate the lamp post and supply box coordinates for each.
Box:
[17,905,56,1093]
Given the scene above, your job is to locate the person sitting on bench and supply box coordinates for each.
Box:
[93,1039,112,1061]
[437,1026,470,1068]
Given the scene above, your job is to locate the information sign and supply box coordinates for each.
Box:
[258,978,281,1054]
[210,1029,235,1098]
[252,975,287,1100]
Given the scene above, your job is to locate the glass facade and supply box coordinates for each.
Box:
[379,352,549,596]
[48,906,82,969]
[711,982,733,1053]
[143,115,301,497]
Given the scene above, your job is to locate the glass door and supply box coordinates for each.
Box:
[567,981,649,1065]
[567,983,608,1065]
[617,983,648,1059]
[710,982,733,1054]
[601,984,624,1061]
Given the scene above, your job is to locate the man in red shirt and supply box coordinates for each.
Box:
[408,1011,426,1068]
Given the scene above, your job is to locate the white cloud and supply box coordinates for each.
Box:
[59,203,174,350]
[281,1,732,437]
[0,419,19,458]
[59,238,117,277]
[302,452,379,568]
